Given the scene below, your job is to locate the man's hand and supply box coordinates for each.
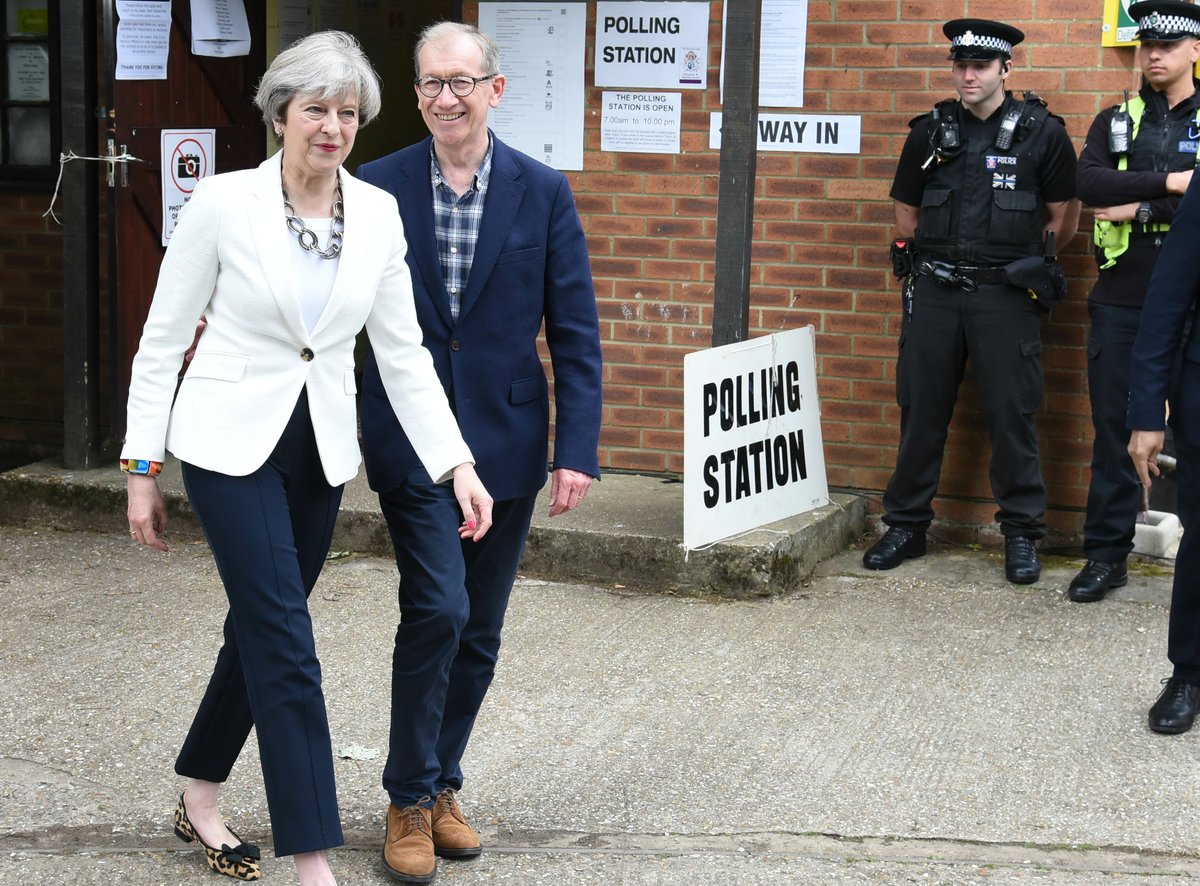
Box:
[548,468,592,517]
[1128,429,1166,490]
[1092,203,1140,223]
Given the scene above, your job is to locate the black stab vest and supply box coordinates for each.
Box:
[915,95,1052,265]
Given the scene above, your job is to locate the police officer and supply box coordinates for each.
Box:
[864,19,1080,582]
[1070,0,1200,604]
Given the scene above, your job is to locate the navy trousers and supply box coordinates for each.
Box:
[378,467,538,806]
[1082,302,1143,563]
[882,276,1047,538]
[1167,357,1200,680]
[176,390,345,857]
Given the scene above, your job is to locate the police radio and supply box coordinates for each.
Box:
[1109,91,1132,154]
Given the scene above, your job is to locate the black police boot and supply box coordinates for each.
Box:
[1004,537,1040,584]
[1149,678,1200,735]
[862,526,926,570]
[1067,559,1128,603]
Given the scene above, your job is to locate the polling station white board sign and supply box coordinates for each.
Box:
[683,327,829,551]
[161,128,214,246]
[594,1,709,90]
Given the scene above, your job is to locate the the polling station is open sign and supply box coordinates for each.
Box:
[683,327,829,550]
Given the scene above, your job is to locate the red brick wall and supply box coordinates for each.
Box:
[467,1,1127,541]
[0,190,64,464]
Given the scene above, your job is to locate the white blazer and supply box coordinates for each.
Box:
[122,151,473,487]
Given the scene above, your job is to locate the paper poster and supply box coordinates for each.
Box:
[191,0,251,58]
[114,0,170,80]
[720,0,808,108]
[277,0,311,52]
[161,129,215,246]
[7,44,49,102]
[478,3,587,170]
[1102,0,1137,46]
[594,1,709,90]
[600,91,681,153]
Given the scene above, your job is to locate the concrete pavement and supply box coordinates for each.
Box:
[0,497,1197,883]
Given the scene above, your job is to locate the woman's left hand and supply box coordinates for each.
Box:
[452,464,493,541]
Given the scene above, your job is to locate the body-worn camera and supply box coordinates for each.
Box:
[1109,91,1132,155]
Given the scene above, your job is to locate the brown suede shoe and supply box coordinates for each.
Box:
[383,802,436,883]
[431,788,482,859]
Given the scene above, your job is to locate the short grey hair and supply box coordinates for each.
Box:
[255,31,382,131]
[413,21,501,77]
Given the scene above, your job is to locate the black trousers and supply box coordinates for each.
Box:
[882,275,1047,538]
[1082,302,1143,563]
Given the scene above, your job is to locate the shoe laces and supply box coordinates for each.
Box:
[1161,677,1196,701]
[435,788,462,816]
[1007,537,1036,558]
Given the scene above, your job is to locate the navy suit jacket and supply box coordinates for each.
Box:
[356,135,602,502]
[1128,171,1200,433]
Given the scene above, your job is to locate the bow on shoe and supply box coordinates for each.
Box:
[220,841,262,865]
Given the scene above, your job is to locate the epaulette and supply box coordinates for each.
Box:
[908,98,957,129]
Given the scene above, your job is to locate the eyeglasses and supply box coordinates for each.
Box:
[414,74,495,98]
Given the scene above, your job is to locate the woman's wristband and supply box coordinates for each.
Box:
[120,459,163,477]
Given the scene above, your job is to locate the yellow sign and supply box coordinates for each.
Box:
[1102,0,1137,46]
[16,8,49,35]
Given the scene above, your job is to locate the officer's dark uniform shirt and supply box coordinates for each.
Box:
[890,93,1077,263]
[1076,79,1200,307]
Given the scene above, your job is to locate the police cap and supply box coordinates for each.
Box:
[943,19,1025,60]
[1128,0,1200,41]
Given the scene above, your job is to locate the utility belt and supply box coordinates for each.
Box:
[913,258,1008,292]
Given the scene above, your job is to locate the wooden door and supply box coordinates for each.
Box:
[107,1,265,436]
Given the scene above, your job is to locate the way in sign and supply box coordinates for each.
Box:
[758,118,840,145]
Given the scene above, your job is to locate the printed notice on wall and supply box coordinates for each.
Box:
[720,0,808,107]
[115,0,171,80]
[601,91,681,153]
[7,44,49,101]
[594,1,709,90]
[683,327,829,551]
[277,0,311,52]
[191,0,251,58]
[478,3,586,170]
[161,129,215,246]
[709,111,861,154]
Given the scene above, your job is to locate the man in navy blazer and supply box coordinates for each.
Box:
[356,21,602,883]
[1128,169,1200,737]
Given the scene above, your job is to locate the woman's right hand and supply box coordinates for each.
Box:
[127,474,170,551]
[452,464,493,542]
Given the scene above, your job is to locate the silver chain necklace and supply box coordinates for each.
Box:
[282,176,344,259]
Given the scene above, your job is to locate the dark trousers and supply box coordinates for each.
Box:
[882,275,1047,538]
[1082,302,1143,563]
[1167,360,1200,680]
[378,470,538,807]
[176,390,345,857]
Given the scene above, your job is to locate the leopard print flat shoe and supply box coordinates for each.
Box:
[173,793,263,881]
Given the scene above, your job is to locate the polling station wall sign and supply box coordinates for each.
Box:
[594,1,709,90]
[683,327,829,551]
[709,112,862,154]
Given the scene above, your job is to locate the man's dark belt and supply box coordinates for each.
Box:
[914,258,1008,291]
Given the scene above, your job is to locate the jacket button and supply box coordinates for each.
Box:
[300,348,315,361]
[450,340,461,351]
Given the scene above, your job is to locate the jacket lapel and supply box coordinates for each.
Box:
[248,152,310,343]
[457,139,524,322]
[393,141,455,329]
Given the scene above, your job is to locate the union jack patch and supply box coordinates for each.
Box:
[992,172,1016,189]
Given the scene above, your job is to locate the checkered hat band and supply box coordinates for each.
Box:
[1140,13,1200,35]
[951,33,1013,54]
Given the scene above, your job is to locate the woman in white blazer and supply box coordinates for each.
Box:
[122,32,491,886]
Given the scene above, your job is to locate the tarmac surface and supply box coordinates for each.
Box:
[0,498,1197,884]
